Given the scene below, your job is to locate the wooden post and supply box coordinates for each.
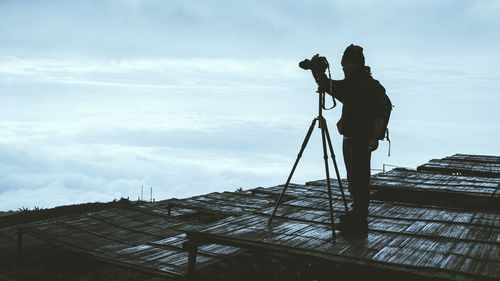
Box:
[187,242,198,278]
[17,229,23,267]
[183,236,199,279]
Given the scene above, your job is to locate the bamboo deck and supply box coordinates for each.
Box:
[185,184,500,281]
[418,154,500,178]
[186,211,499,281]
[5,153,500,280]
[15,204,243,277]
[12,190,280,277]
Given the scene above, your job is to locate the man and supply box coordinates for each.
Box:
[316,44,386,235]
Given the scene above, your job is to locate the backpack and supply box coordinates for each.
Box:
[365,78,393,156]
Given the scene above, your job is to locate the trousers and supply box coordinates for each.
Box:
[342,137,371,218]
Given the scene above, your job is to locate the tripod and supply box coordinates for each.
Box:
[267,89,349,240]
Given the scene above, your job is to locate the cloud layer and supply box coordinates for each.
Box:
[1,1,499,210]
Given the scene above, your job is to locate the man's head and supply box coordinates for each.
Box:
[341,44,365,75]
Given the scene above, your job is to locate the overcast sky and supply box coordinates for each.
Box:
[1,0,499,211]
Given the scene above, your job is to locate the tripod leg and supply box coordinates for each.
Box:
[268,118,318,225]
[320,119,336,239]
[322,118,349,212]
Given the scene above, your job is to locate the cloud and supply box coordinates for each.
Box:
[1,0,499,59]
[0,129,325,211]
[0,56,301,95]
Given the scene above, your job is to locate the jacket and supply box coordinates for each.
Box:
[319,69,386,139]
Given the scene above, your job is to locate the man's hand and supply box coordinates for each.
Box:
[316,72,331,94]
[368,138,379,152]
[310,54,328,73]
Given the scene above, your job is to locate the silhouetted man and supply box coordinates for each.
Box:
[317,44,386,235]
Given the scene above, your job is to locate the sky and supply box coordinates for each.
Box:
[1,0,499,211]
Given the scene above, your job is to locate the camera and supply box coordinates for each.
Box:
[299,54,328,73]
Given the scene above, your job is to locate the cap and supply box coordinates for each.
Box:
[341,44,365,66]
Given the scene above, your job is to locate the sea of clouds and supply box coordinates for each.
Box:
[1,55,499,211]
[1,0,499,210]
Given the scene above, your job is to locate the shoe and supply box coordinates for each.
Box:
[337,212,368,236]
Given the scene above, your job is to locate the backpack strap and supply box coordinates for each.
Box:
[385,129,391,157]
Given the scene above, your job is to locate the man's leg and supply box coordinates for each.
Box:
[339,137,371,234]
[349,137,371,217]
[342,137,352,194]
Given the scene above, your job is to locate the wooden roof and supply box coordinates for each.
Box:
[368,168,500,211]
[4,153,500,280]
[14,192,277,278]
[372,168,500,198]
[186,181,500,281]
